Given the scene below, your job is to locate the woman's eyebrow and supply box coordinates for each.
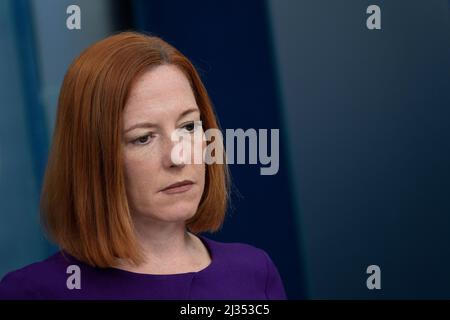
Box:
[124,108,200,133]
[178,108,200,120]
[124,122,158,133]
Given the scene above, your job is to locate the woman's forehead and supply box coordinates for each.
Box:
[128,65,193,102]
[124,65,198,121]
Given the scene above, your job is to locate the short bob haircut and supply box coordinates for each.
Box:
[40,31,229,268]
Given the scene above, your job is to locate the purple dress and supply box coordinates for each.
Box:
[0,235,287,300]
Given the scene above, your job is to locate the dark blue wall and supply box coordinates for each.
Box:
[268,0,450,298]
[132,0,306,299]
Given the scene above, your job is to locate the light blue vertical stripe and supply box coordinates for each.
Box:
[11,0,49,192]
[10,0,54,257]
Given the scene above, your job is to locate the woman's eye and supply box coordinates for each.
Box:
[132,135,152,145]
[182,121,202,133]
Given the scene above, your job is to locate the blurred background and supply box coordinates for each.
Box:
[1,0,450,299]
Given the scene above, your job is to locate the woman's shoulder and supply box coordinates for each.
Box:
[200,235,287,299]
[200,236,280,276]
[0,251,71,299]
[201,235,272,264]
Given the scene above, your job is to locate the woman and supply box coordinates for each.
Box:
[0,32,287,300]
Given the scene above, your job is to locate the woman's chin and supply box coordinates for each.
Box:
[158,211,196,223]
[138,206,198,223]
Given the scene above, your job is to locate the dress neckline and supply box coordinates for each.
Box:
[104,234,215,278]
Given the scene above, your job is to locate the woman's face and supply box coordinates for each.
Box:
[122,65,205,224]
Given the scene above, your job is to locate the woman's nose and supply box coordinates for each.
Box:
[162,131,187,169]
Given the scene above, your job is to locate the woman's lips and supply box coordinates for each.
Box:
[161,180,194,194]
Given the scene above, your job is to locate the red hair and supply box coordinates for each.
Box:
[40,32,229,267]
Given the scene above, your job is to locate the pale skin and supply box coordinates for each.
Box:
[117,64,211,275]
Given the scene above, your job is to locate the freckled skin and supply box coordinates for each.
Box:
[122,65,206,224]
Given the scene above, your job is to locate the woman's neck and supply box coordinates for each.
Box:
[114,217,210,275]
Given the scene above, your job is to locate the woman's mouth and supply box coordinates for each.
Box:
[160,180,194,194]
